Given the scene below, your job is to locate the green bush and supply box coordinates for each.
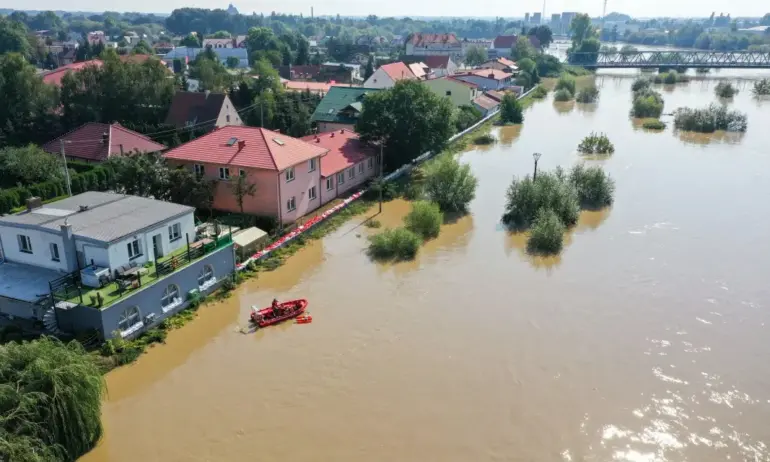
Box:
[499,93,524,124]
[526,209,566,255]
[653,71,689,84]
[364,219,382,228]
[715,81,738,98]
[531,85,549,99]
[673,104,748,133]
[577,132,615,155]
[752,78,770,96]
[473,133,496,145]
[568,164,615,209]
[502,168,580,229]
[367,227,422,261]
[631,77,651,93]
[424,156,478,213]
[555,74,576,94]
[630,88,664,118]
[404,201,443,239]
[641,118,666,130]
[553,88,574,102]
[575,84,599,103]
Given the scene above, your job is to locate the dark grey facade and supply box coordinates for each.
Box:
[55,244,236,339]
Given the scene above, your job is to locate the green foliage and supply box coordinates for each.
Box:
[631,87,664,118]
[511,36,536,61]
[569,13,597,46]
[641,118,667,130]
[575,84,599,103]
[652,71,689,84]
[631,77,652,93]
[364,219,381,229]
[404,201,443,239]
[673,104,748,133]
[527,25,554,48]
[500,93,524,124]
[0,16,32,57]
[367,227,422,261]
[0,337,105,461]
[526,209,566,254]
[356,80,454,170]
[502,168,580,229]
[0,145,66,188]
[555,75,577,95]
[464,45,488,67]
[567,163,615,209]
[714,81,738,98]
[423,156,478,213]
[531,86,549,99]
[752,78,770,96]
[534,53,563,78]
[473,134,496,145]
[553,89,574,102]
[132,40,153,55]
[454,105,482,132]
[577,132,615,155]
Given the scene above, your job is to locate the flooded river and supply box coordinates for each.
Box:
[82,71,770,462]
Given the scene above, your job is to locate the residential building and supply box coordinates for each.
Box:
[234,35,248,48]
[282,81,334,94]
[532,12,542,24]
[300,130,379,205]
[461,38,494,55]
[153,42,175,54]
[524,13,530,23]
[408,62,429,80]
[491,35,541,58]
[310,86,382,133]
[405,33,463,59]
[405,55,459,78]
[473,93,500,116]
[164,91,243,132]
[479,57,519,73]
[423,76,479,108]
[162,47,249,69]
[738,25,770,35]
[42,123,166,162]
[484,90,505,103]
[163,126,328,225]
[551,13,561,25]
[57,47,77,66]
[87,31,107,45]
[278,64,322,81]
[203,38,234,48]
[0,192,235,340]
[40,60,102,86]
[561,12,578,35]
[363,62,416,89]
[321,62,362,83]
[453,69,514,91]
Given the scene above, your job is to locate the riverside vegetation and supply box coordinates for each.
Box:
[575,84,600,103]
[502,164,615,255]
[673,104,748,133]
[653,70,690,84]
[715,82,739,98]
[631,78,665,119]
[753,79,770,96]
[500,93,524,124]
[577,133,615,155]
[553,75,577,102]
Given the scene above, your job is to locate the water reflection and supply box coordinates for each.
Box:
[554,100,576,114]
[497,124,522,146]
[576,102,598,115]
[676,130,746,146]
[248,238,326,292]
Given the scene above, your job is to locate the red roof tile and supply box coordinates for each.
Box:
[496,57,517,68]
[421,55,451,69]
[41,60,102,86]
[484,90,505,102]
[473,94,500,110]
[409,33,461,47]
[42,123,166,162]
[301,129,376,177]
[445,76,479,88]
[464,69,513,81]
[164,126,328,171]
[379,62,416,82]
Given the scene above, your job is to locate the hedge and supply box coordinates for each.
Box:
[0,165,114,215]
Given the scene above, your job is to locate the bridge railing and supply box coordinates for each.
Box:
[567,51,770,68]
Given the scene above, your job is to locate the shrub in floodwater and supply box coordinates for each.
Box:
[531,85,549,99]
[526,209,566,255]
[631,77,652,93]
[575,84,599,103]
[577,132,615,155]
[499,93,524,124]
[715,81,738,98]
[555,74,576,94]
[641,118,666,130]
[367,227,422,261]
[673,104,748,133]
[654,71,689,85]
[696,68,710,74]
[424,156,478,213]
[404,201,443,240]
[752,78,770,96]
[553,88,574,102]
[473,133,496,145]
[365,219,382,228]
[630,88,664,118]
[502,168,580,229]
[568,163,615,209]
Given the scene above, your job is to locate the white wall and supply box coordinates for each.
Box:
[318,122,355,134]
[0,226,69,272]
[320,158,377,205]
[104,212,195,270]
[363,68,396,89]
[77,241,109,268]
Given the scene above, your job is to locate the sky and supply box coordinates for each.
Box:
[2,0,767,18]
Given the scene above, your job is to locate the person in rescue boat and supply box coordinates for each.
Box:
[272,299,280,315]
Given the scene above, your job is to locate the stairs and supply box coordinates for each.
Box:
[42,308,64,335]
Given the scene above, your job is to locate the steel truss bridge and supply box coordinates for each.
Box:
[567,51,770,69]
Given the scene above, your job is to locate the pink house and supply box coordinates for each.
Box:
[301,129,379,205]
[163,126,328,224]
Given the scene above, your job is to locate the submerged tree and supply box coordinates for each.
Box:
[423,156,478,213]
[499,93,524,124]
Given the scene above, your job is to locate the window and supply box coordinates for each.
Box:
[161,284,181,312]
[194,164,205,176]
[326,177,334,191]
[197,265,216,290]
[337,172,345,185]
[127,239,142,260]
[239,169,246,177]
[286,196,296,211]
[308,186,317,200]
[446,90,452,96]
[285,167,295,182]
[117,306,143,338]
[226,114,231,123]
[17,235,32,254]
[368,157,374,170]
[168,223,181,242]
[308,158,317,172]
[50,243,60,262]
[219,167,230,180]
[358,163,364,174]
[348,167,355,179]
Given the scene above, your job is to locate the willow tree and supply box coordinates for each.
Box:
[0,337,106,461]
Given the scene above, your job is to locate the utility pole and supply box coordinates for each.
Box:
[378,142,384,213]
[60,139,72,196]
[532,152,542,181]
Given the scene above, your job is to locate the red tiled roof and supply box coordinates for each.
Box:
[42,123,166,162]
[41,60,102,86]
[497,57,517,68]
[301,129,376,177]
[421,55,451,69]
[473,94,500,110]
[484,90,505,102]
[284,81,334,93]
[409,33,461,47]
[379,62,416,82]
[493,35,540,49]
[164,126,328,171]
[464,69,513,81]
[445,76,479,88]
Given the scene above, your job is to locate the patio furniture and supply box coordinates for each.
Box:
[114,262,139,279]
[190,238,214,250]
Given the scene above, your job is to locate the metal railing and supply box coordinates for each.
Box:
[568,51,770,68]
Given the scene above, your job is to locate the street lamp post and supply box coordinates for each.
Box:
[532,152,542,181]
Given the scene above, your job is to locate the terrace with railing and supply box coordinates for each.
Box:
[50,233,233,310]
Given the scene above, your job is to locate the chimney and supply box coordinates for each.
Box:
[238,140,246,151]
[26,197,42,212]
[488,73,495,79]
[205,90,210,98]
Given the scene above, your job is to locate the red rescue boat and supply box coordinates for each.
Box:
[250,299,308,328]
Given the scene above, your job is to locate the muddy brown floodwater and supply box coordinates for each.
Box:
[82,72,770,462]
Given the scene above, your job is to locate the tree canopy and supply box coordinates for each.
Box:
[464,45,488,67]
